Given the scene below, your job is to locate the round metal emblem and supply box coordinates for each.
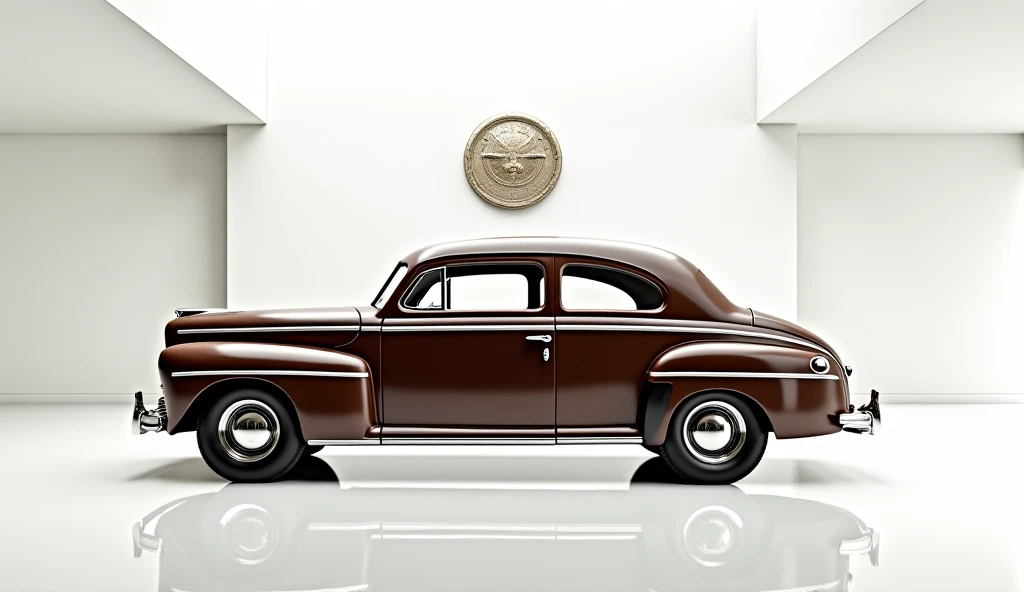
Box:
[464,113,562,209]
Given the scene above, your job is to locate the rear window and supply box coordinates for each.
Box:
[560,264,663,311]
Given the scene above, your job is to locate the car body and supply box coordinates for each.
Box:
[133,237,880,483]
[132,459,880,592]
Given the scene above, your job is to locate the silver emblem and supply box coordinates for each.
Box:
[464,113,562,209]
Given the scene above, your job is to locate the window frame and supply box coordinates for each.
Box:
[371,263,409,309]
[397,266,446,311]
[397,260,548,315]
[558,261,666,314]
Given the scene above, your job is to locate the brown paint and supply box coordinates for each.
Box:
[159,341,376,441]
[647,341,847,443]
[156,238,854,445]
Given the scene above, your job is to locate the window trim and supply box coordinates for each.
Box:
[372,262,409,309]
[558,262,666,314]
[398,261,548,314]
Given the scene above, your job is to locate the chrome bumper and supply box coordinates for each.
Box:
[132,391,167,435]
[839,389,881,435]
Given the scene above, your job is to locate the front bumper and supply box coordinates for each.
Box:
[132,391,167,435]
[839,389,881,435]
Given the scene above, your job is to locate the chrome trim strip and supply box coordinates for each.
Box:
[557,436,643,444]
[560,323,836,360]
[308,439,380,446]
[382,438,555,445]
[382,324,555,333]
[359,325,382,332]
[649,371,839,381]
[177,325,358,334]
[171,370,369,378]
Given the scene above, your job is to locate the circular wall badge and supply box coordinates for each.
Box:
[464,113,562,209]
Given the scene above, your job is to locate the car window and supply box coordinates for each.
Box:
[449,273,529,311]
[400,262,545,312]
[400,268,444,310]
[561,264,663,311]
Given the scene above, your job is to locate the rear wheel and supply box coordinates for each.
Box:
[197,388,306,483]
[658,391,767,485]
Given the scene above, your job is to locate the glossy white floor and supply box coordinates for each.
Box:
[0,403,1020,591]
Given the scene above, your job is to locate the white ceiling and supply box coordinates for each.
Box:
[756,0,924,122]
[760,0,1024,133]
[107,0,268,122]
[0,0,263,133]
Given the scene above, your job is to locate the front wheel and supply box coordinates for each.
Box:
[658,391,768,485]
[197,388,306,483]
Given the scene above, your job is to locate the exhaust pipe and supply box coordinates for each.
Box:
[132,391,167,435]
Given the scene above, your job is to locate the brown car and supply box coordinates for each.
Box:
[133,237,880,483]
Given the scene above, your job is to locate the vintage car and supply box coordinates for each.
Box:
[132,237,880,483]
[131,458,880,592]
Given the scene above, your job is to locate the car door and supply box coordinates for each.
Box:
[381,257,556,440]
[554,257,674,438]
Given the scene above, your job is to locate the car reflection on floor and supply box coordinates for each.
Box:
[133,458,878,592]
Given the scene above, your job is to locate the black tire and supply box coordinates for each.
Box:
[197,387,306,483]
[658,391,767,485]
[303,444,324,457]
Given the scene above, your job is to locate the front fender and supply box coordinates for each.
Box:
[645,341,847,443]
[159,342,376,441]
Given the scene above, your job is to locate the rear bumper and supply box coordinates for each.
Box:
[132,391,167,435]
[839,389,881,435]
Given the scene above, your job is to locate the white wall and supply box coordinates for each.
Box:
[227,0,798,321]
[798,135,1024,399]
[0,135,226,397]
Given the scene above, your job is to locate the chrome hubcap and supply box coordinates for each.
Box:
[218,400,280,463]
[684,401,746,464]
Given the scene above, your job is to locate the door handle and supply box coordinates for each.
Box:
[525,334,552,343]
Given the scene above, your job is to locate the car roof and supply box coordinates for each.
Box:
[397,237,749,324]
[403,237,696,277]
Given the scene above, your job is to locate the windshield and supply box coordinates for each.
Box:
[372,263,408,308]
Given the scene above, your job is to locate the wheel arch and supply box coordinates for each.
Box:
[641,383,773,446]
[176,377,301,437]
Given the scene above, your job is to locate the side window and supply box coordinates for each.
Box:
[400,263,545,312]
[561,264,664,311]
[401,268,444,310]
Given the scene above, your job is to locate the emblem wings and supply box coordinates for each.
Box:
[481,127,547,160]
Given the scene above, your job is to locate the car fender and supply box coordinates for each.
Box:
[158,342,376,442]
[643,340,847,444]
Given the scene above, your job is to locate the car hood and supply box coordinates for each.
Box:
[166,307,361,347]
[750,309,841,364]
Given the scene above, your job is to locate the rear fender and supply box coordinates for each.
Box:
[644,341,847,444]
[159,342,376,442]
